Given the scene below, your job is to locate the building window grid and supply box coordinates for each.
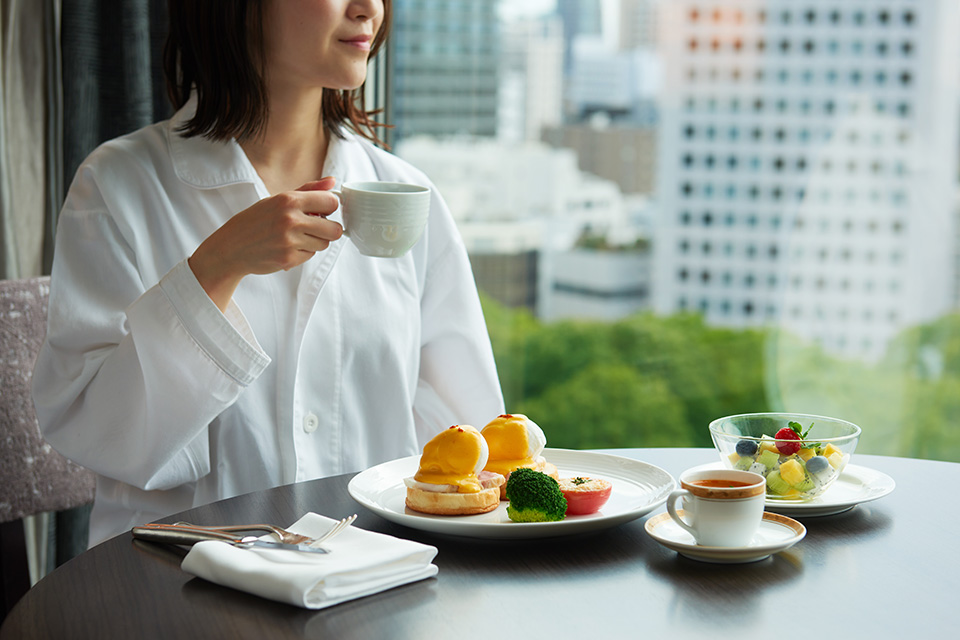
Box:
[670,1,924,348]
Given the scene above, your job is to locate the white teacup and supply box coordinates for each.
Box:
[666,468,766,547]
[333,181,431,258]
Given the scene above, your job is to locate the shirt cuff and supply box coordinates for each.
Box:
[157,259,270,385]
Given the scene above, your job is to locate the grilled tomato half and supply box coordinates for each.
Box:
[557,476,612,515]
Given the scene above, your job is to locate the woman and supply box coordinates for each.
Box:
[32,0,504,546]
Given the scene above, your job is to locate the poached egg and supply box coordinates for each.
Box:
[405,425,488,493]
[480,414,547,477]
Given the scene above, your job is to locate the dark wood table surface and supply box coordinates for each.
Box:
[2,448,955,639]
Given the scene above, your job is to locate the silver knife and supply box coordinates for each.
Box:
[132,523,330,554]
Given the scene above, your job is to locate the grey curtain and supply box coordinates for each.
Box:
[0,0,61,279]
[61,0,170,199]
[0,0,170,276]
[0,0,172,573]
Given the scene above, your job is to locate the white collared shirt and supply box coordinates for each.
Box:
[32,100,504,545]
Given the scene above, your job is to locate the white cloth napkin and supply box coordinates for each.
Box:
[180,513,438,609]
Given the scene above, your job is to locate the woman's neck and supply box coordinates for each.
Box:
[240,87,330,195]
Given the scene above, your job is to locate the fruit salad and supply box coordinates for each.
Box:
[726,422,851,500]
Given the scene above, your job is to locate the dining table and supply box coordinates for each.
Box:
[1,448,954,639]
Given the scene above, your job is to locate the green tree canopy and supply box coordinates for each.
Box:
[517,362,691,449]
[479,296,960,462]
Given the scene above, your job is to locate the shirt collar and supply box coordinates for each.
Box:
[167,94,261,189]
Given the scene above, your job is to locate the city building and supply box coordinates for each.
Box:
[498,14,565,143]
[653,0,960,360]
[555,0,603,72]
[545,26,660,195]
[565,40,660,125]
[396,136,624,240]
[396,136,634,318]
[540,247,652,322]
[619,0,662,51]
[387,0,500,145]
[542,123,658,196]
[469,248,539,313]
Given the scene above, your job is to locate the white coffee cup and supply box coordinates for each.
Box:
[666,468,766,547]
[333,181,431,258]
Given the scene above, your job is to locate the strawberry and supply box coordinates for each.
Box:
[774,427,802,455]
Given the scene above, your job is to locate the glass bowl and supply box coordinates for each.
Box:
[709,413,860,501]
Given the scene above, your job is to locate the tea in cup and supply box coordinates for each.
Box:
[666,468,766,547]
[333,181,431,258]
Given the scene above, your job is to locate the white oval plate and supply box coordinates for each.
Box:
[689,462,896,517]
[347,448,676,539]
[645,511,806,564]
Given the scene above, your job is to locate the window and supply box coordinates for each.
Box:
[386,0,960,462]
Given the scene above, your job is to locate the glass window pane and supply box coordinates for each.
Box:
[386,0,960,461]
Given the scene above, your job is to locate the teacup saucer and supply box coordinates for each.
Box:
[644,511,806,564]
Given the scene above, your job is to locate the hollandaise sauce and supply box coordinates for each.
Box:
[414,426,484,493]
[482,415,537,477]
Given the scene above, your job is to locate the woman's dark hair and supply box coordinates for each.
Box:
[163,0,391,145]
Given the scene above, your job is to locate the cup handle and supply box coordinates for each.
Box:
[329,189,349,237]
[666,489,698,538]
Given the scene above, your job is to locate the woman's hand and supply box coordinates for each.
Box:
[188,177,342,311]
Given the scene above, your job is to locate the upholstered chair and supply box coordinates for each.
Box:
[1,276,95,620]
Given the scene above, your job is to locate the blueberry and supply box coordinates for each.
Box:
[806,455,830,475]
[735,439,759,457]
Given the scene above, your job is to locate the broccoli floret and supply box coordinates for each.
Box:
[505,467,567,522]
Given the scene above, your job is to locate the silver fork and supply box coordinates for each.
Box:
[306,514,357,548]
[173,514,357,547]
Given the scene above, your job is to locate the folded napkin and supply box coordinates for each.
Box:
[180,513,438,609]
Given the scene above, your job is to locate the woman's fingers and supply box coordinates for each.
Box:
[192,182,346,289]
[296,176,337,193]
[190,179,349,309]
[296,177,340,218]
[291,189,343,221]
[299,215,343,248]
[271,190,343,243]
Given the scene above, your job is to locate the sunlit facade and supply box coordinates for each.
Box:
[653,0,960,359]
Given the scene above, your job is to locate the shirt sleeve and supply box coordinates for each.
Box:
[32,180,270,491]
[412,192,505,443]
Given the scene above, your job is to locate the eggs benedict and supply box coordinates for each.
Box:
[481,414,558,499]
[404,425,505,515]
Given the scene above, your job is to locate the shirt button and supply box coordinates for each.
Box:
[303,413,319,433]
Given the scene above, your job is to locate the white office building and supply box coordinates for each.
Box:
[619,0,662,51]
[396,136,625,249]
[653,0,960,360]
[396,136,636,318]
[498,15,565,143]
[541,249,652,322]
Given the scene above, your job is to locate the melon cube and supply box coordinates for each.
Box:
[823,443,842,458]
[760,440,779,454]
[827,451,845,469]
[728,452,741,465]
[798,448,816,461]
[780,459,805,486]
